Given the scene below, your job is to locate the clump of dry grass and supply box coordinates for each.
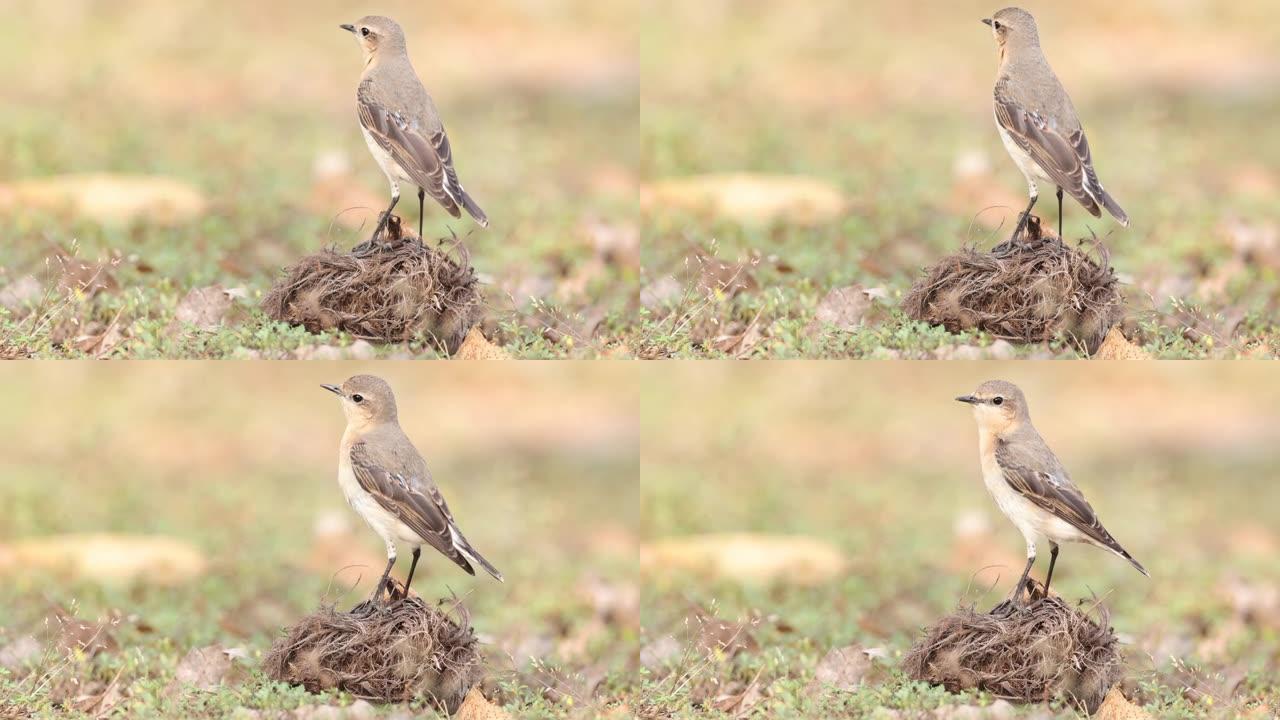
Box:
[263,591,484,712]
[903,217,1124,353]
[261,216,483,354]
[903,588,1124,713]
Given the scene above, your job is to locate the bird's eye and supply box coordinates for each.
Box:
[992,396,1004,406]
[992,21,1001,30]
[351,393,364,403]
[361,27,370,37]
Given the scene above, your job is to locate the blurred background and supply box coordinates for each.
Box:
[640,363,1280,716]
[639,0,1280,358]
[0,1,638,358]
[0,363,638,717]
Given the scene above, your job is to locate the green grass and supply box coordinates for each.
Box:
[0,364,638,717]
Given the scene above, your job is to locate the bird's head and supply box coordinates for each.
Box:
[982,7,1040,53]
[322,374,399,428]
[956,379,1029,435]
[340,16,407,64]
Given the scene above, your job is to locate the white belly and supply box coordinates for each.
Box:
[337,456,423,550]
[996,116,1053,192]
[360,126,415,187]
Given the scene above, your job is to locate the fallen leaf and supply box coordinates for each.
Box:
[805,645,884,696]
[645,173,845,226]
[170,285,236,333]
[806,285,877,336]
[690,606,760,659]
[454,328,512,359]
[167,645,247,692]
[0,174,207,225]
[1093,328,1152,360]
[0,533,206,586]
[642,533,845,586]
[1094,688,1154,720]
[50,606,120,659]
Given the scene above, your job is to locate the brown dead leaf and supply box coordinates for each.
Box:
[454,328,512,359]
[1093,328,1152,360]
[50,606,120,659]
[806,285,880,336]
[0,533,206,586]
[167,645,247,693]
[690,606,760,659]
[169,285,239,333]
[643,533,845,586]
[805,645,886,697]
[645,173,845,226]
[712,673,766,718]
[52,246,121,298]
[1094,687,1154,720]
[693,250,759,298]
[0,174,207,225]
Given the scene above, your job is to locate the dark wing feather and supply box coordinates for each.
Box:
[349,442,475,575]
[994,83,1102,217]
[995,440,1147,575]
[357,97,463,218]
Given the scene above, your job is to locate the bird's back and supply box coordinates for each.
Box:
[361,57,442,134]
[997,46,1081,134]
[355,423,432,487]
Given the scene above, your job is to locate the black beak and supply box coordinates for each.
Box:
[955,395,980,404]
[981,18,993,27]
[340,24,356,33]
[321,384,344,397]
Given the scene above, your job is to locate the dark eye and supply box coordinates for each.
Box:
[992,21,1001,30]
[992,396,1004,406]
[351,393,364,403]
[361,27,370,37]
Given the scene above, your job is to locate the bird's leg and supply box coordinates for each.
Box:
[372,554,396,604]
[398,547,422,602]
[1042,542,1060,598]
[1012,549,1036,606]
[417,188,426,240]
[1010,193,1039,244]
[1055,186,1064,240]
[370,189,401,244]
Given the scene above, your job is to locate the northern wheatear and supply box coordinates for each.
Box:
[341,16,488,243]
[956,380,1147,604]
[982,8,1128,243]
[323,375,502,604]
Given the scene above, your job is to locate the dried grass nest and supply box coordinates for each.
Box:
[903,585,1124,713]
[261,215,483,354]
[263,589,484,711]
[902,217,1124,353]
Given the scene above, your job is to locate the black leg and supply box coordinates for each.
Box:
[371,191,401,242]
[372,555,396,603]
[1043,543,1060,597]
[417,188,426,239]
[1056,186,1064,239]
[1012,554,1036,604]
[1010,194,1039,243]
[400,547,422,601]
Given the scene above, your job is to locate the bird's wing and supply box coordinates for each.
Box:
[357,95,463,218]
[993,82,1103,217]
[348,441,475,575]
[995,441,1122,551]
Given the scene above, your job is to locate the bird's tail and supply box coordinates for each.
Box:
[1102,538,1149,577]
[1098,188,1129,228]
[453,530,503,582]
[460,189,488,228]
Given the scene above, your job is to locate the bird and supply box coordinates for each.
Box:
[955,380,1147,605]
[982,7,1127,245]
[340,16,488,246]
[322,375,502,605]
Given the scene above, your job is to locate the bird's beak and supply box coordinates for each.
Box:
[340,23,356,33]
[981,18,993,27]
[321,384,345,397]
[955,395,979,405]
